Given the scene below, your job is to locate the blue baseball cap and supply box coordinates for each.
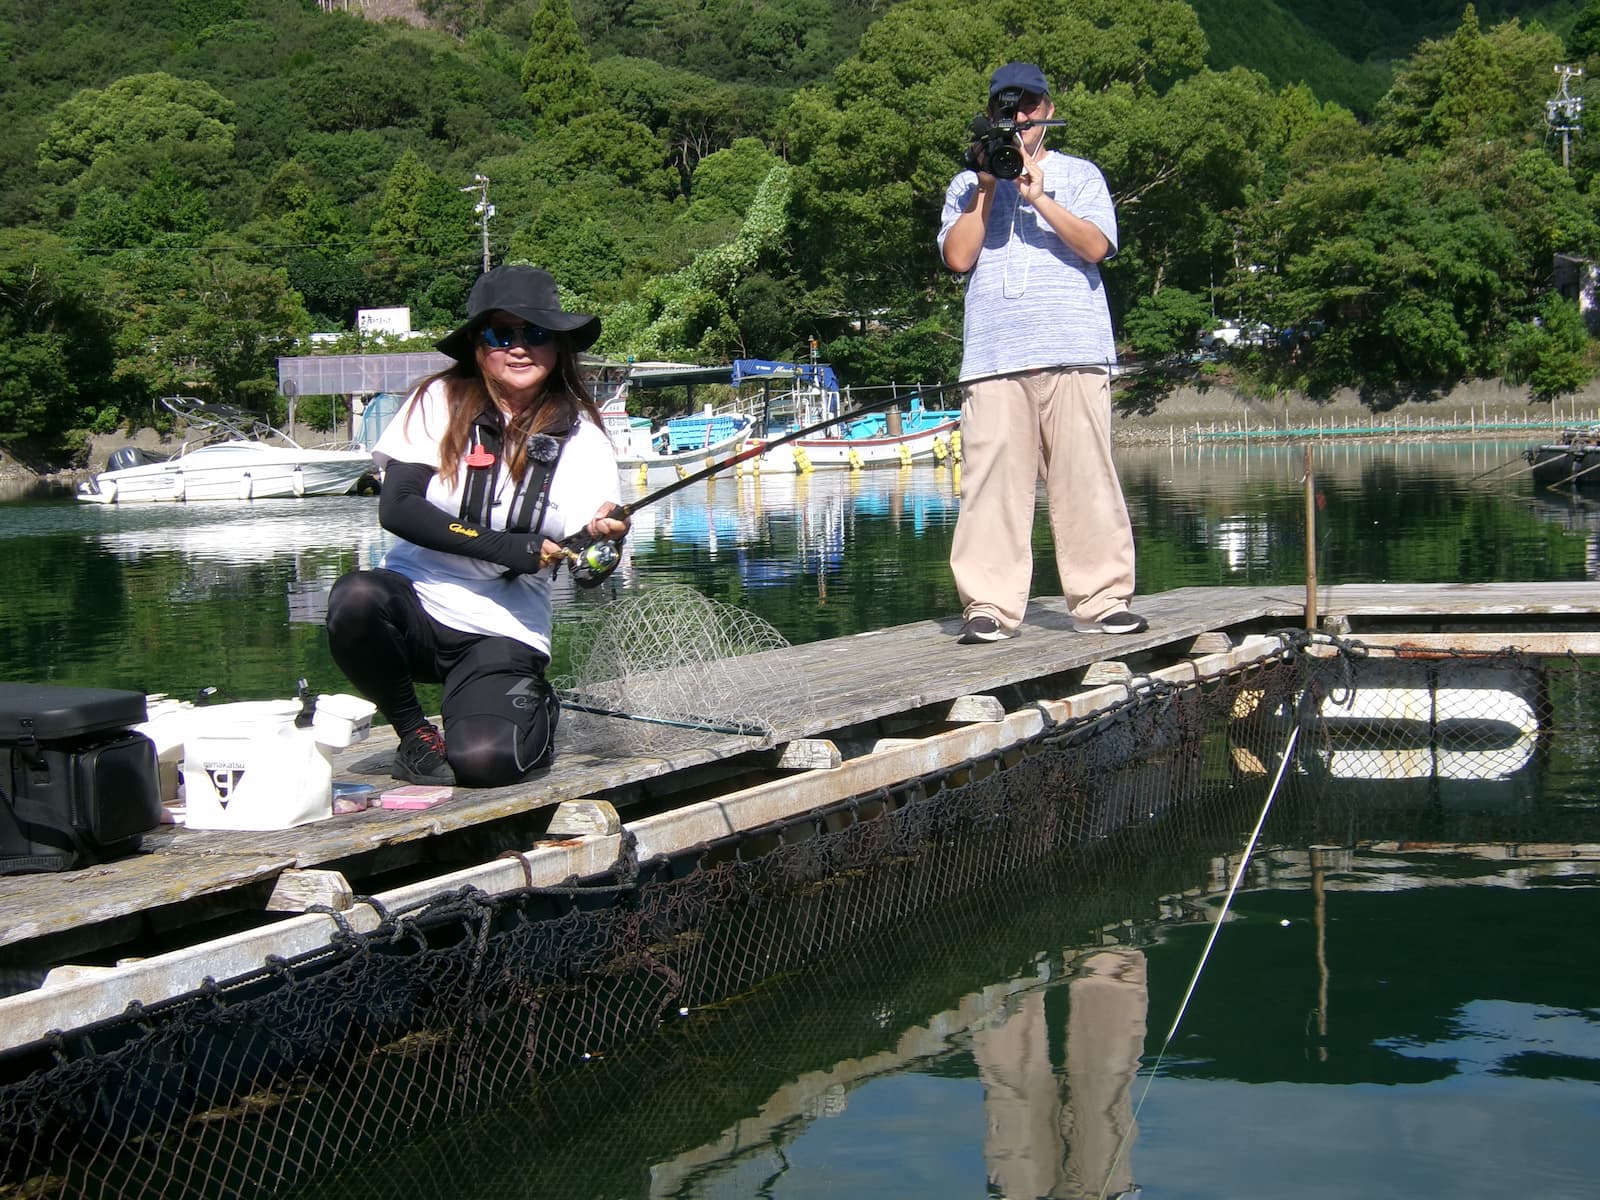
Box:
[990,62,1050,97]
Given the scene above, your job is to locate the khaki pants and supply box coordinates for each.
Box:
[951,369,1136,630]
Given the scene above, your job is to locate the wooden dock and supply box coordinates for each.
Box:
[4,581,1597,975]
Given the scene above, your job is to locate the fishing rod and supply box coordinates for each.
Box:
[558,361,1128,585]
[558,387,931,585]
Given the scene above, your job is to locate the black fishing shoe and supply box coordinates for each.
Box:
[1095,608,1149,635]
[392,723,455,785]
[957,615,1015,644]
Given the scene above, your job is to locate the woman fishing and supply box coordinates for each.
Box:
[326,266,628,788]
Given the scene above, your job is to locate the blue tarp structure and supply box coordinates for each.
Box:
[358,393,402,448]
[730,359,840,393]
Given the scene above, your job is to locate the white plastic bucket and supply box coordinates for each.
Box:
[181,701,332,830]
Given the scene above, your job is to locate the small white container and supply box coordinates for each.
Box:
[311,693,376,749]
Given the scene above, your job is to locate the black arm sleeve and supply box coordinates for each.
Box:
[378,460,546,572]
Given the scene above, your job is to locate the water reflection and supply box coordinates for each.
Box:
[972,950,1145,1200]
[289,661,1600,1200]
[2,440,1596,700]
[1526,491,1600,579]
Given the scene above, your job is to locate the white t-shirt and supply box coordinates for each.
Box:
[938,150,1119,382]
[373,379,621,656]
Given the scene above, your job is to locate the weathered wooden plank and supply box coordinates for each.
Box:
[266,869,354,913]
[0,832,625,1053]
[2,582,1595,956]
[946,695,1006,723]
[771,739,843,770]
[542,799,621,839]
[1341,633,1600,655]
[1081,661,1135,687]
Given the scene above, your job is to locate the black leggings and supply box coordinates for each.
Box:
[325,569,559,787]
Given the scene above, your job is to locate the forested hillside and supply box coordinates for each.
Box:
[3,0,1599,465]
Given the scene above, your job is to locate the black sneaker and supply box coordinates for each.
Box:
[392,723,455,785]
[1097,608,1149,635]
[957,615,1014,644]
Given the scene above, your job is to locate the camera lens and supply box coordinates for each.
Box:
[989,142,1024,180]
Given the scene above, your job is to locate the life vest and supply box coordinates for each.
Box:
[458,410,571,542]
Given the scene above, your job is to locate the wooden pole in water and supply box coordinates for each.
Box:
[1304,444,1318,630]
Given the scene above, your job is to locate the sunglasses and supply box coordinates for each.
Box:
[479,323,555,350]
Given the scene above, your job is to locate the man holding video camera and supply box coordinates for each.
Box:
[939,61,1146,643]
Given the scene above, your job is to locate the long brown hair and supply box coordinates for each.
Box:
[401,336,607,485]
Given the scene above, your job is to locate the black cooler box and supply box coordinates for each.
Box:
[1,684,161,874]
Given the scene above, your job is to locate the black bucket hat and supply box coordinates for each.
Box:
[436,265,601,361]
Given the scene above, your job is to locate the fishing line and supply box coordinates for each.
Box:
[1097,700,1304,1200]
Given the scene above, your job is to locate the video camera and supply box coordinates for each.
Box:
[964,86,1030,180]
[963,85,1065,180]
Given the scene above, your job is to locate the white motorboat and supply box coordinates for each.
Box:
[77,397,377,504]
[614,411,753,487]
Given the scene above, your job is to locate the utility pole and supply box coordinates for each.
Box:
[459,174,493,273]
[1547,65,1584,169]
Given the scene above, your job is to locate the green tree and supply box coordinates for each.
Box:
[1373,7,1564,156]
[523,0,601,132]
[1570,0,1600,61]
[603,162,792,361]
[37,72,236,202]
[599,56,775,195]
[0,228,121,456]
[245,165,370,326]
[1121,286,1213,359]
[113,254,310,413]
[1504,293,1595,402]
[368,150,479,305]
[678,138,784,246]
[1228,8,1597,397]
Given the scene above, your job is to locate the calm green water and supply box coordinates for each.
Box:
[4,440,1599,1198]
[1,438,1593,696]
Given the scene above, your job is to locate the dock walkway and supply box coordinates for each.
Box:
[5,581,1597,965]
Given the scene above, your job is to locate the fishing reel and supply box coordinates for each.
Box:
[560,532,622,587]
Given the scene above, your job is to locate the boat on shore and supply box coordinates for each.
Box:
[1524,427,1600,490]
[76,396,377,504]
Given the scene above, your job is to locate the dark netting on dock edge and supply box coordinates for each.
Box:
[0,637,1566,1200]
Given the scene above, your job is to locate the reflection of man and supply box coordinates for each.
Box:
[972,948,1147,1198]
[939,62,1146,644]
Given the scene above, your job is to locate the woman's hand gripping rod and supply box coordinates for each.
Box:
[556,389,920,587]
